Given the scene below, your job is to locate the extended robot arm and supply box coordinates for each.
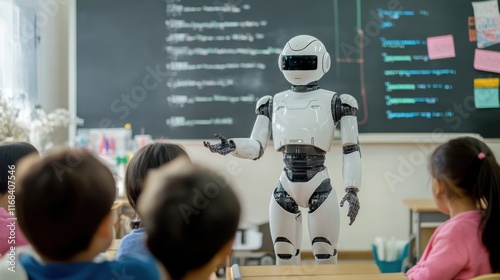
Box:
[334,94,362,225]
[203,96,273,160]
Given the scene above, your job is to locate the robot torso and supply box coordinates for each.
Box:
[272,88,336,152]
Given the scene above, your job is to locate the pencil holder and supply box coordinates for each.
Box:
[371,242,409,273]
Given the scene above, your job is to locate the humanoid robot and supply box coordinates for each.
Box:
[204,35,361,265]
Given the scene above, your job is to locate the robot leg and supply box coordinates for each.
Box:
[269,184,302,265]
[308,180,340,264]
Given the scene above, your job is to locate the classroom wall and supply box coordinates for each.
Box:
[36,1,500,251]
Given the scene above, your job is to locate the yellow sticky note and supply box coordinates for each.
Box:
[474,77,500,88]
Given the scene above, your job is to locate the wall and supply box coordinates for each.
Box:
[35,1,500,251]
[17,0,70,147]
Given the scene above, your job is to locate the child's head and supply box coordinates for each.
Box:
[138,158,241,280]
[125,142,188,227]
[0,142,38,197]
[429,137,498,208]
[430,136,500,272]
[17,149,116,261]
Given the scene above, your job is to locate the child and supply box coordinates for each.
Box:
[138,157,241,280]
[116,142,189,259]
[0,142,38,255]
[406,137,500,279]
[3,149,161,279]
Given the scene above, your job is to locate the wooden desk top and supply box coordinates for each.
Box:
[403,199,440,212]
[235,263,379,277]
[241,273,406,280]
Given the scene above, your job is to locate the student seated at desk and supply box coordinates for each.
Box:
[0,142,38,256]
[138,158,241,280]
[406,137,500,280]
[116,142,189,260]
[0,149,161,280]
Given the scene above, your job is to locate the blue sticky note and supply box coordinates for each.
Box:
[474,87,500,108]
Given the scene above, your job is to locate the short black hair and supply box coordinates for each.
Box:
[17,149,116,261]
[125,142,188,229]
[138,159,241,280]
[0,142,38,195]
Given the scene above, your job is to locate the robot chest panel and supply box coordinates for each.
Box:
[272,90,335,151]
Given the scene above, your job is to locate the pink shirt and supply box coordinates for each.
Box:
[0,207,28,255]
[406,210,491,280]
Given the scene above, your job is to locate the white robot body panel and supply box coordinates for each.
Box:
[339,93,359,109]
[230,138,261,160]
[308,189,340,264]
[272,89,335,152]
[341,115,358,145]
[230,109,271,160]
[269,195,302,265]
[255,95,273,113]
[343,152,362,190]
[279,168,330,208]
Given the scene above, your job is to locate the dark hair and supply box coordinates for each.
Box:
[0,142,38,195]
[17,149,116,261]
[138,159,241,280]
[430,136,500,272]
[125,142,188,228]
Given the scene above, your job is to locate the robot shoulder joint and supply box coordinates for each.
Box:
[340,94,358,109]
[256,95,273,119]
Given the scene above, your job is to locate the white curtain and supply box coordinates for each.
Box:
[0,0,37,121]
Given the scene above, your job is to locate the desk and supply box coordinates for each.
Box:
[240,274,406,280]
[403,199,449,262]
[236,263,379,277]
[226,264,405,280]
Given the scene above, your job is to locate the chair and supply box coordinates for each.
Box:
[470,274,500,280]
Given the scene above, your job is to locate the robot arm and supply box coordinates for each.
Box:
[333,94,362,225]
[203,96,272,160]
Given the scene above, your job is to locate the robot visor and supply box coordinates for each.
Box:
[282,55,317,70]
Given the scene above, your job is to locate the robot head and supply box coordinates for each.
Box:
[278,35,331,86]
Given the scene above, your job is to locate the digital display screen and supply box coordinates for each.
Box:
[282,55,318,70]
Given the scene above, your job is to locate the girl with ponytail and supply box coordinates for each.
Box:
[406,136,500,280]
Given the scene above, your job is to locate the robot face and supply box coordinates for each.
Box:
[279,35,330,86]
[282,55,318,71]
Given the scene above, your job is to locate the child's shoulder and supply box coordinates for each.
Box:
[438,211,482,237]
[107,254,160,279]
[0,247,160,280]
[0,245,34,280]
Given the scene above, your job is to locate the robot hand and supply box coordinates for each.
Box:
[340,187,360,226]
[203,134,236,155]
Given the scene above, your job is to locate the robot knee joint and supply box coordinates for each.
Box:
[274,237,298,260]
[312,237,336,260]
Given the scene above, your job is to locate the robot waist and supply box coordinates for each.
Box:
[284,166,326,182]
[283,154,325,169]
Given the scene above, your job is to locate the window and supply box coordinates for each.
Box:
[0,0,37,121]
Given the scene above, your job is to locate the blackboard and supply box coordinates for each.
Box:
[77,0,500,139]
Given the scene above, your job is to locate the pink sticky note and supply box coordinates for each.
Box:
[427,35,456,60]
[474,49,500,73]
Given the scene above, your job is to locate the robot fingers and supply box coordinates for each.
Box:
[203,141,218,154]
[339,191,360,225]
[214,133,228,142]
[347,199,360,225]
[203,136,236,155]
